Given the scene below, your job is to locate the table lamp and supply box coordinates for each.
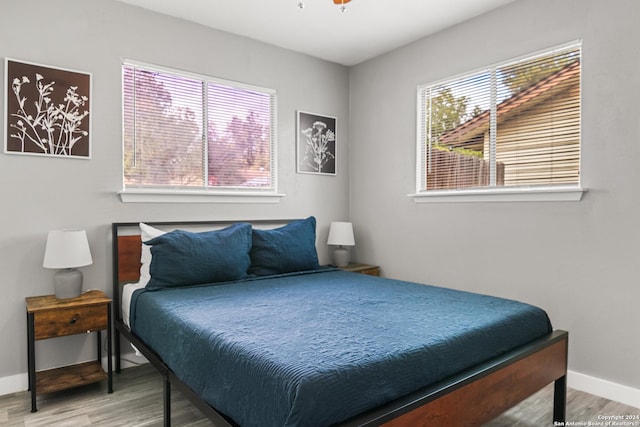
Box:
[43,229,93,299]
[327,221,355,267]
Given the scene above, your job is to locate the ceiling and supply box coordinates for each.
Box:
[115,0,516,66]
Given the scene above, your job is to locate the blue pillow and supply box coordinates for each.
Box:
[250,217,320,276]
[146,223,252,289]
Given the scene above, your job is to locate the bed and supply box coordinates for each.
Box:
[112,218,568,427]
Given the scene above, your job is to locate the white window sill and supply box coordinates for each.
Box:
[409,185,585,203]
[119,189,285,204]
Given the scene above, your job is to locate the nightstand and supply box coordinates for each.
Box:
[25,289,113,412]
[338,262,380,276]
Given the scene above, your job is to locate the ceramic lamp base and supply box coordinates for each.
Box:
[333,247,350,268]
[54,268,83,299]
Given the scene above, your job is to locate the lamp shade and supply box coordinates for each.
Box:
[327,222,355,246]
[43,230,93,269]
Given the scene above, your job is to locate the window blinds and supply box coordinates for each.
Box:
[418,42,581,192]
[122,61,276,191]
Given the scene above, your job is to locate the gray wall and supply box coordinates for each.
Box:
[0,0,349,381]
[349,0,640,394]
[2,0,638,403]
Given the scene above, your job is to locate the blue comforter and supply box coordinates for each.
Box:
[131,269,551,427]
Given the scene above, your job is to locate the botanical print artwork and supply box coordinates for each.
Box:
[5,59,91,158]
[297,111,336,175]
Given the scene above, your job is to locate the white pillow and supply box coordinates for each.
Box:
[139,223,167,287]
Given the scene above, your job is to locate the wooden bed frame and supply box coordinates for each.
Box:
[112,220,568,427]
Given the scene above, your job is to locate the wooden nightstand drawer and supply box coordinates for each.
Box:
[338,263,380,276]
[357,266,380,276]
[33,305,107,340]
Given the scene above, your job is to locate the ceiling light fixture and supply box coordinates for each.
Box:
[298,0,352,12]
[335,0,351,13]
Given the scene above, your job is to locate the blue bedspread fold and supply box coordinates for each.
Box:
[131,269,551,427]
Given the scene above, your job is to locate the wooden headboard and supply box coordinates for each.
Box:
[117,235,142,284]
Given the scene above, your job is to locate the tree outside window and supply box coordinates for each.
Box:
[122,62,275,192]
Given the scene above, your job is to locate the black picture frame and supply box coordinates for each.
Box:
[297,110,336,175]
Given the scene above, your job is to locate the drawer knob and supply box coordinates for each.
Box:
[70,317,77,324]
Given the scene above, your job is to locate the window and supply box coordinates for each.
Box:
[415,42,582,200]
[122,60,277,200]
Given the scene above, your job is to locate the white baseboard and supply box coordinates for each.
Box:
[568,370,640,409]
[0,373,27,396]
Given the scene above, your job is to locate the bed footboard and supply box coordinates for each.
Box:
[340,330,568,427]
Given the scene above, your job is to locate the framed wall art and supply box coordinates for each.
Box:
[297,110,336,175]
[4,58,91,158]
